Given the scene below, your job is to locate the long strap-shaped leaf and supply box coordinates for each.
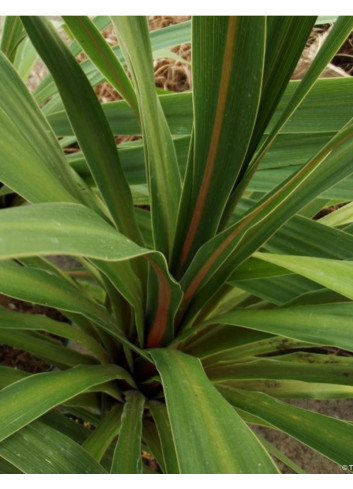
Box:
[111,391,145,473]
[0,202,182,350]
[111,16,181,260]
[0,305,107,363]
[256,17,353,163]
[219,386,353,470]
[11,34,38,82]
[31,17,111,105]
[0,366,27,389]
[254,252,353,301]
[320,201,353,227]
[63,16,139,115]
[206,355,353,386]
[21,16,142,243]
[172,17,265,274]
[0,16,25,62]
[0,260,110,326]
[48,77,353,139]
[224,16,353,218]
[0,365,132,442]
[0,457,21,474]
[178,121,353,327]
[222,18,316,219]
[227,379,353,400]
[142,418,166,472]
[0,421,107,474]
[0,329,93,368]
[35,20,191,111]
[150,349,278,473]
[264,213,353,259]
[0,50,82,204]
[83,404,123,462]
[246,16,316,156]
[148,401,179,474]
[185,302,353,354]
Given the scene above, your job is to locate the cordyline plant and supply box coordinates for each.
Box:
[0,15,353,474]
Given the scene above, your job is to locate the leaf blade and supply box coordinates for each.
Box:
[0,421,107,474]
[63,16,138,114]
[21,16,142,243]
[0,364,131,442]
[204,302,353,354]
[172,16,266,273]
[150,349,278,474]
[111,391,145,474]
[112,16,181,258]
[219,386,353,469]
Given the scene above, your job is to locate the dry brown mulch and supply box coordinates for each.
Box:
[332,31,353,76]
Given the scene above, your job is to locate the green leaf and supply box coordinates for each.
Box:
[63,16,138,114]
[0,203,147,262]
[48,77,353,138]
[227,212,353,304]
[0,366,28,389]
[219,386,353,469]
[31,17,111,105]
[150,349,278,473]
[41,410,91,444]
[199,336,316,368]
[35,20,191,109]
[205,302,353,354]
[229,273,322,306]
[148,401,179,474]
[0,329,93,367]
[319,202,353,227]
[111,391,145,474]
[172,17,265,274]
[144,255,183,348]
[0,456,22,474]
[0,202,181,351]
[83,404,123,462]
[260,133,334,169]
[247,17,353,189]
[0,421,106,474]
[178,121,353,327]
[181,322,271,359]
[0,51,82,204]
[21,16,142,243]
[12,35,38,82]
[264,213,353,259]
[0,16,25,62]
[142,418,165,472]
[153,47,189,64]
[255,252,353,301]
[247,17,316,159]
[0,260,109,327]
[228,379,353,400]
[316,16,338,24]
[266,17,353,137]
[112,16,181,259]
[206,355,353,386]
[230,257,290,281]
[0,305,107,363]
[0,364,132,442]
[67,135,190,186]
